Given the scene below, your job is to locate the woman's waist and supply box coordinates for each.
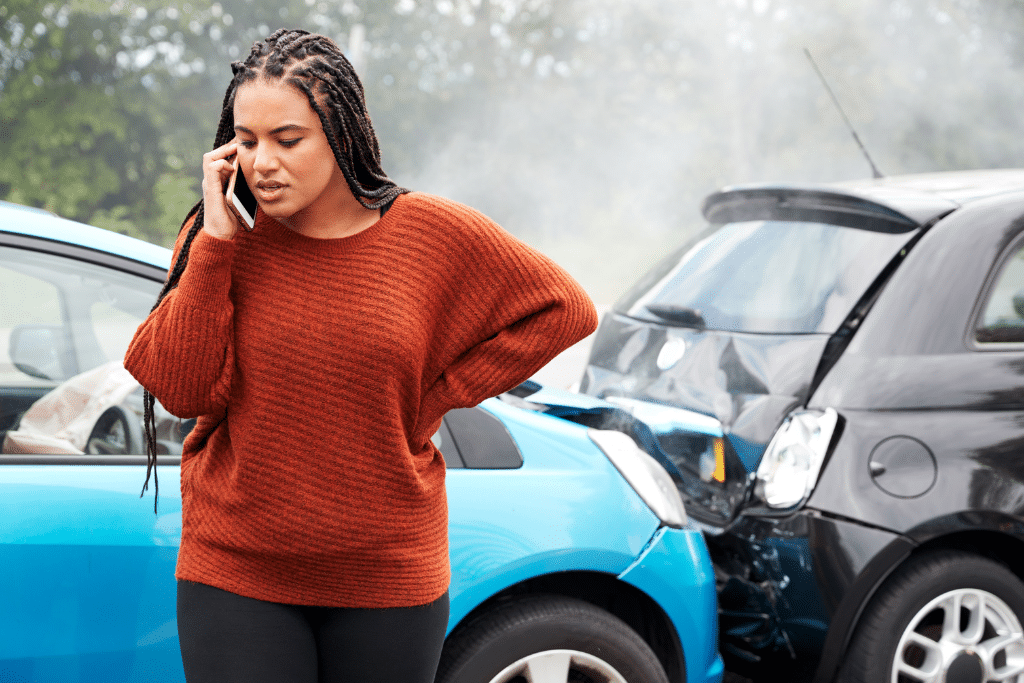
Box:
[181,478,447,556]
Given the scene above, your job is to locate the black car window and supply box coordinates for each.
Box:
[616,220,914,334]
[431,419,465,468]
[0,245,169,456]
[976,243,1024,344]
[444,407,523,469]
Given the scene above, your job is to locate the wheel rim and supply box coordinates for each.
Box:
[487,649,629,683]
[892,587,1024,682]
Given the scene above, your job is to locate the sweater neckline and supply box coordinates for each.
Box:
[253,193,407,255]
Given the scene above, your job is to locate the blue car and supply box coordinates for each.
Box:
[0,201,722,683]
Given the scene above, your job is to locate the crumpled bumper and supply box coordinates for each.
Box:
[705,510,911,683]
[618,525,725,683]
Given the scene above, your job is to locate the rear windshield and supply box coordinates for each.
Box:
[616,220,915,334]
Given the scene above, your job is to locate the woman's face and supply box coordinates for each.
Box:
[232,78,348,225]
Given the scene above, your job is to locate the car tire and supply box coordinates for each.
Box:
[435,594,670,683]
[838,550,1024,683]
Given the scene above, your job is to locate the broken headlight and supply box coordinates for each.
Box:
[589,429,688,528]
[752,408,839,511]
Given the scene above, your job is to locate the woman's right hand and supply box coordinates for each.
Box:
[201,141,241,241]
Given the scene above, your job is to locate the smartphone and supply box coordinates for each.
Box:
[225,160,258,230]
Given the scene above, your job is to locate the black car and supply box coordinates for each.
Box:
[580,169,1024,682]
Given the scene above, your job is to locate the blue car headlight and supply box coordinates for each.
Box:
[588,429,688,528]
[753,408,839,510]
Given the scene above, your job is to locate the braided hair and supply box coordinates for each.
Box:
[140,29,407,510]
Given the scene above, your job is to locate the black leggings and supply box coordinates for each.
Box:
[177,580,449,683]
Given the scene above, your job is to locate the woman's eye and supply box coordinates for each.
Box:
[239,140,256,149]
[280,139,301,148]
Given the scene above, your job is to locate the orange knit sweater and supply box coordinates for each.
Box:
[125,192,597,608]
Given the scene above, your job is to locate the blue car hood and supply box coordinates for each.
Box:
[507,382,720,487]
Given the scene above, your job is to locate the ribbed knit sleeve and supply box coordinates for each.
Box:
[133,194,596,608]
[124,224,237,419]
[415,200,598,437]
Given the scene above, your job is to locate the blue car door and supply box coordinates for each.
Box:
[0,459,182,682]
[0,229,182,680]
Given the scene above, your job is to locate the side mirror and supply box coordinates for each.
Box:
[1013,289,1024,320]
[9,325,71,381]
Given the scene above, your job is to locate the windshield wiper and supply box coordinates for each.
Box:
[644,304,706,329]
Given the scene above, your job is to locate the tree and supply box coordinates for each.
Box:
[4,0,1024,300]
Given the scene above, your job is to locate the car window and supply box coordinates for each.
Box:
[0,245,171,455]
[976,243,1024,343]
[0,246,160,381]
[616,220,913,334]
[0,256,64,386]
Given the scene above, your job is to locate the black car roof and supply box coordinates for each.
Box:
[703,169,1024,231]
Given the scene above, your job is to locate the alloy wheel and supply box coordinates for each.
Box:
[487,649,629,683]
[893,588,1024,682]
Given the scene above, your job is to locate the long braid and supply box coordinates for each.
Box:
[292,78,392,207]
[140,29,406,511]
[300,69,389,193]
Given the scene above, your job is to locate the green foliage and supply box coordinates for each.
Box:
[2,0,1024,299]
[0,1,213,245]
[0,77,161,230]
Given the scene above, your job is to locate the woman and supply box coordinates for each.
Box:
[124,28,597,683]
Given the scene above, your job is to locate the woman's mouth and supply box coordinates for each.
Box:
[255,181,286,201]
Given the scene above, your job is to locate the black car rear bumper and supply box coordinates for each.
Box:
[705,509,915,683]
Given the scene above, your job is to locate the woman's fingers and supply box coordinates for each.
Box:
[201,141,239,191]
[201,141,241,241]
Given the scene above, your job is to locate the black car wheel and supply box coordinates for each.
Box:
[436,595,670,683]
[839,551,1024,683]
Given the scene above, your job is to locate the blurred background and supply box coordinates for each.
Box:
[3,0,1024,306]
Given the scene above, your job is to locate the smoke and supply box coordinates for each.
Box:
[375,0,1024,306]
[397,81,702,304]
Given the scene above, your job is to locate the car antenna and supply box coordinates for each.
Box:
[804,47,884,179]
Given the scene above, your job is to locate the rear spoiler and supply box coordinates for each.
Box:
[702,186,932,233]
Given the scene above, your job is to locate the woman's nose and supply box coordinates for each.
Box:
[252,145,278,173]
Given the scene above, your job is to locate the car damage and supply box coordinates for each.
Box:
[578,169,1024,682]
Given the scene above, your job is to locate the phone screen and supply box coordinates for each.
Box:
[227,164,258,229]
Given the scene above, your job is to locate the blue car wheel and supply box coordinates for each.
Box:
[436,595,670,683]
